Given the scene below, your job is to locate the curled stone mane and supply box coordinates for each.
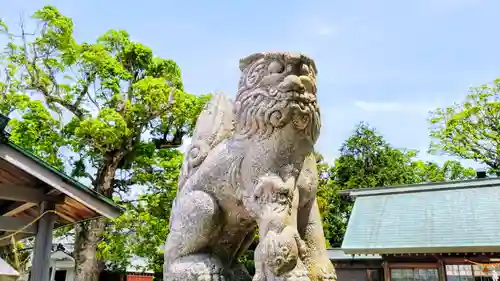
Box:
[233,52,321,142]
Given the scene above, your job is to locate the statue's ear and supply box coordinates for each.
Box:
[239,53,265,71]
[309,59,318,75]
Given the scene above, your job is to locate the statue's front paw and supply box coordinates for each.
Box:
[317,267,337,281]
[263,230,299,276]
[279,268,311,281]
[166,254,226,281]
[170,266,226,281]
[252,273,266,281]
[197,270,225,281]
[194,263,227,281]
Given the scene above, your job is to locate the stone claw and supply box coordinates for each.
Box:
[318,267,337,281]
[165,254,226,281]
[252,273,266,281]
[278,268,311,281]
[196,264,225,281]
[198,271,225,281]
[262,229,300,276]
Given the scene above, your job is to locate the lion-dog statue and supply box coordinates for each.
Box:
[163,52,336,281]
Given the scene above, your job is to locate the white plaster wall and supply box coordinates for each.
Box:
[21,251,76,281]
[64,268,74,281]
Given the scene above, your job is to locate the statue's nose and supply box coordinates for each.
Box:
[279,75,305,92]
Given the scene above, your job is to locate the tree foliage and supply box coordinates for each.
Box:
[318,122,476,247]
[99,147,183,272]
[0,239,31,275]
[429,78,500,175]
[0,59,66,168]
[1,6,209,280]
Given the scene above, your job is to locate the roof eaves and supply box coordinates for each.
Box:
[327,248,382,260]
[338,177,500,198]
[4,140,124,214]
[0,114,120,211]
[342,245,500,255]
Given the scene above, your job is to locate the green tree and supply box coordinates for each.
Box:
[333,123,420,189]
[410,159,477,182]
[1,6,209,281]
[314,152,341,248]
[99,147,183,272]
[429,78,500,175]
[319,122,475,247]
[0,239,31,275]
[0,19,66,274]
[0,56,66,168]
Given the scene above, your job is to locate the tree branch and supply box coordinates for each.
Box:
[17,16,90,120]
[74,69,96,110]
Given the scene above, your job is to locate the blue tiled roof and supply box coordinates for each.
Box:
[342,178,500,254]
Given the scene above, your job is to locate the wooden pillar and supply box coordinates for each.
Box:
[383,261,391,281]
[437,260,447,281]
[30,201,55,281]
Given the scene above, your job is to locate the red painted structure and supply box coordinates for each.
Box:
[126,274,154,281]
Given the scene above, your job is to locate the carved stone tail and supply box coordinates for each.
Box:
[177,92,236,189]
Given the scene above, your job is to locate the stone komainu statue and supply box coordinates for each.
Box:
[163,52,336,281]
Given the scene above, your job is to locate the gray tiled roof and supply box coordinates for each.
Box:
[342,178,500,254]
[327,248,381,260]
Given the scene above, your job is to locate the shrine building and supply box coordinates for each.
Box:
[0,114,123,281]
[329,176,500,281]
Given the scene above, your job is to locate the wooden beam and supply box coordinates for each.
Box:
[0,145,121,219]
[0,184,62,203]
[0,202,36,216]
[0,216,36,233]
[0,232,32,246]
[389,263,439,268]
[0,189,64,217]
[55,210,76,223]
[0,195,73,223]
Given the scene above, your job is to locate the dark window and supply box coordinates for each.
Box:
[55,270,67,281]
[391,268,439,281]
[368,269,383,281]
[337,269,369,281]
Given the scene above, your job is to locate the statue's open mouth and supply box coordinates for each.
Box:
[276,74,316,103]
[289,91,317,104]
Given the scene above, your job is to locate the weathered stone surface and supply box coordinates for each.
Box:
[163,52,336,281]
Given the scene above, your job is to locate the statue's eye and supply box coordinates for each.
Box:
[301,64,310,75]
[268,61,284,74]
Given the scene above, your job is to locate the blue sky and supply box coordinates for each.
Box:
[2,0,500,168]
